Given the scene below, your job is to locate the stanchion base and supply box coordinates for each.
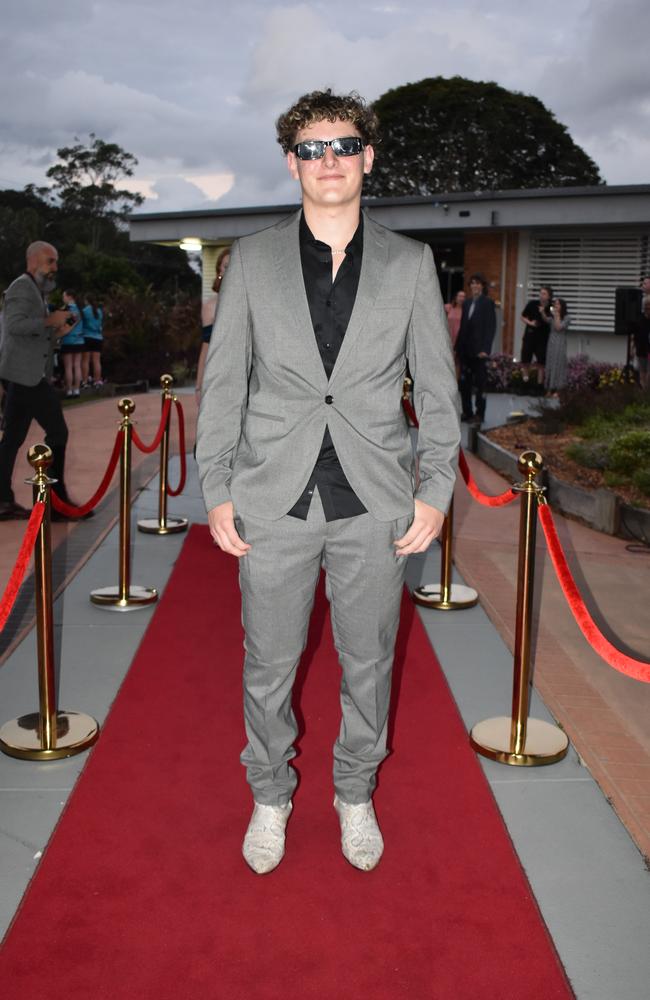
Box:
[470,716,569,766]
[137,517,188,535]
[90,585,158,612]
[0,711,99,761]
[412,583,479,610]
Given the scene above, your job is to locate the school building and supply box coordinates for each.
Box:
[129,184,650,364]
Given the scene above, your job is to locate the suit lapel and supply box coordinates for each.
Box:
[328,213,388,385]
[274,211,328,390]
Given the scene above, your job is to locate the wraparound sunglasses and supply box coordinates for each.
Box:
[293,137,365,160]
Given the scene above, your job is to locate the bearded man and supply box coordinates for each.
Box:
[0,241,76,518]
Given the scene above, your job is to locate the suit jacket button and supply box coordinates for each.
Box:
[325,395,333,404]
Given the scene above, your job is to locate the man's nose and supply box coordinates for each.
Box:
[323,145,338,167]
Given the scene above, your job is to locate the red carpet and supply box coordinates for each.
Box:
[0,525,572,999]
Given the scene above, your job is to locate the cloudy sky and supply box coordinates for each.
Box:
[1,0,649,214]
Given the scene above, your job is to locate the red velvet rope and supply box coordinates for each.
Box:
[0,502,44,632]
[131,396,172,454]
[401,397,419,427]
[538,503,650,683]
[51,429,124,517]
[166,399,187,497]
[458,450,518,508]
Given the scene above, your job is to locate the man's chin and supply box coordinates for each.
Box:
[35,274,57,294]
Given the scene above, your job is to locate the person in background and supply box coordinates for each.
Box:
[455,273,496,423]
[195,248,230,400]
[60,290,84,397]
[520,285,552,386]
[544,297,570,396]
[0,242,77,520]
[444,289,465,347]
[81,295,104,388]
[634,297,650,390]
[640,275,650,307]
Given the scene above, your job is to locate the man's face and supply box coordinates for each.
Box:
[469,279,482,298]
[29,245,58,281]
[642,277,650,294]
[539,287,551,306]
[286,118,374,210]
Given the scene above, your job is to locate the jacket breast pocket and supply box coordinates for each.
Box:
[373,298,412,311]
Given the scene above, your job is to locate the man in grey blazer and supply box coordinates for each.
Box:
[196,90,460,874]
[0,242,74,519]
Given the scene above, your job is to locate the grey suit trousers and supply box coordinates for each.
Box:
[237,489,411,807]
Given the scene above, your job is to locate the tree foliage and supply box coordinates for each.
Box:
[0,185,197,300]
[365,77,603,197]
[44,133,144,250]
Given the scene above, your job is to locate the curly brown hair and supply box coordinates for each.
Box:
[275,89,380,154]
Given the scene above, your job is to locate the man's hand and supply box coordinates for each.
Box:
[207,501,251,558]
[394,499,445,557]
[45,309,72,333]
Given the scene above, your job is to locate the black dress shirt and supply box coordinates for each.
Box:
[286,214,367,521]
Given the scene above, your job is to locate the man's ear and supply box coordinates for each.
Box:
[286,151,300,181]
[363,144,375,175]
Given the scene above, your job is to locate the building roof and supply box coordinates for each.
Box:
[129,184,650,246]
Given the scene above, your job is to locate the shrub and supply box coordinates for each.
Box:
[103,286,200,384]
[486,353,515,392]
[607,431,650,474]
[632,468,650,496]
[566,441,610,469]
[566,354,626,392]
[486,354,541,393]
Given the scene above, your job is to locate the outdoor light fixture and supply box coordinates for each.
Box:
[179,238,202,253]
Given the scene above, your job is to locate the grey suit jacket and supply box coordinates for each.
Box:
[196,210,460,522]
[0,273,53,386]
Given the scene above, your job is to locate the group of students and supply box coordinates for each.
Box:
[56,290,104,397]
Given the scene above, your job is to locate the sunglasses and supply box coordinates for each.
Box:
[293,136,365,160]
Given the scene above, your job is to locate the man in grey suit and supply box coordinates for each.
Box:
[196,90,460,874]
[0,242,74,519]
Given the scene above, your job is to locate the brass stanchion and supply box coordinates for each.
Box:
[412,498,479,610]
[90,398,158,611]
[470,451,569,765]
[138,373,188,535]
[0,445,99,760]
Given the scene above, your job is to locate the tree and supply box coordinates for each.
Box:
[365,77,603,197]
[45,133,144,250]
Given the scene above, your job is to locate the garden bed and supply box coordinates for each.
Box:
[477,415,650,542]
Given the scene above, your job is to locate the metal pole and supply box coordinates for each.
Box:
[470,451,569,766]
[0,445,99,760]
[91,399,158,611]
[510,455,539,755]
[137,375,188,535]
[119,400,133,602]
[412,498,479,611]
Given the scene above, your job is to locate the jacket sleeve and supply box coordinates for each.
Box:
[406,243,461,514]
[482,298,497,355]
[195,240,252,512]
[4,282,46,340]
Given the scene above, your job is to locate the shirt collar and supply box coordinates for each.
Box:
[299,211,363,260]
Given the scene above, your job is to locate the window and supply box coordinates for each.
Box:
[528,230,650,332]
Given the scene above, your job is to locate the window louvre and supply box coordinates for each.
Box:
[528,230,650,333]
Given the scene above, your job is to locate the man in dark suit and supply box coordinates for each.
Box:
[455,273,497,423]
[0,241,74,519]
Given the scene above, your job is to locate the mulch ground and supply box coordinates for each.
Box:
[486,419,650,511]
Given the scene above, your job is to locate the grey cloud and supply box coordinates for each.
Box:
[0,0,647,211]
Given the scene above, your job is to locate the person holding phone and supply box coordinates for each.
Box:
[0,242,78,519]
